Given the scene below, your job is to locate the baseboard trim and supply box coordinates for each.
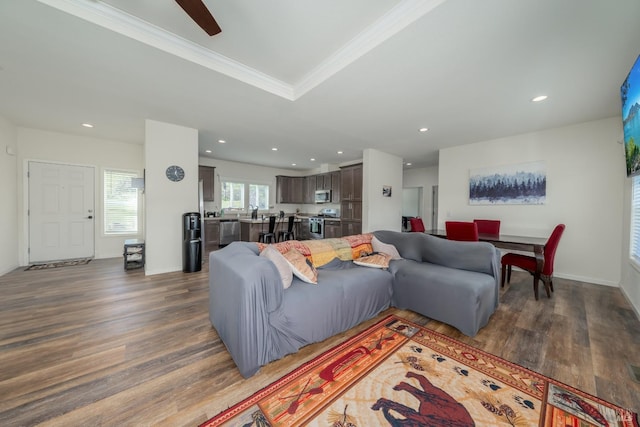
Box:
[619,285,640,322]
[553,272,619,287]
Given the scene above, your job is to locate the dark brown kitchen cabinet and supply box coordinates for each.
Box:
[341,221,361,237]
[341,201,362,221]
[303,176,316,204]
[330,171,341,202]
[324,219,341,238]
[341,164,362,201]
[199,166,215,201]
[276,176,304,204]
[276,176,292,203]
[316,173,330,190]
[340,164,362,234]
[291,177,304,203]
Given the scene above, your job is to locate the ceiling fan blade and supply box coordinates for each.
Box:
[175,0,221,36]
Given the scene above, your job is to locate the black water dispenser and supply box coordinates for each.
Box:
[182,212,201,272]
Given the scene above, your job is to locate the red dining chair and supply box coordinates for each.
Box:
[445,221,479,241]
[409,217,425,233]
[501,224,565,300]
[473,219,501,235]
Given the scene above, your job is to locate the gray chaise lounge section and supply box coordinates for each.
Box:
[373,230,500,337]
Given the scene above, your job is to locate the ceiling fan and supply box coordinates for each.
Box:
[175,0,221,36]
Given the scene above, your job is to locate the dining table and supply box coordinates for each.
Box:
[425,229,548,276]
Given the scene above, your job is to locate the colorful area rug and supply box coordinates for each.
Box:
[25,258,91,271]
[203,315,638,427]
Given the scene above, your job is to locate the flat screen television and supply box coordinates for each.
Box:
[622,54,640,177]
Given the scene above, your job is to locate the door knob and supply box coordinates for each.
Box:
[87,216,93,219]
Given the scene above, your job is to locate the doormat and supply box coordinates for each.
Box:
[202,315,639,426]
[25,258,92,271]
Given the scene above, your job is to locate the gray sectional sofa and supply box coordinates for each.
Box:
[208,231,500,378]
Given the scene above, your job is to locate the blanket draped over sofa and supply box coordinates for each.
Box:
[209,231,500,378]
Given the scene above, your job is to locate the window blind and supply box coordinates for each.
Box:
[104,169,139,234]
[631,176,640,262]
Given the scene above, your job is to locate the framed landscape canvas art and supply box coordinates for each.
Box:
[469,161,546,205]
[622,55,640,177]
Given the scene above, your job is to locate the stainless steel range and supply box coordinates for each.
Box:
[309,208,339,239]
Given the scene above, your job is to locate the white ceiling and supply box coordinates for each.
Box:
[0,0,639,170]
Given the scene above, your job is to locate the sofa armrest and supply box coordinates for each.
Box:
[209,242,283,377]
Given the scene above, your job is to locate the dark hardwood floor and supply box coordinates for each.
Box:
[0,257,639,426]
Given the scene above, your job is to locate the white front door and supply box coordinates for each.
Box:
[28,161,95,262]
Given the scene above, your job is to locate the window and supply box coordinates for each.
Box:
[631,175,640,265]
[104,169,139,234]
[221,180,269,211]
[221,181,245,209]
[249,184,269,210]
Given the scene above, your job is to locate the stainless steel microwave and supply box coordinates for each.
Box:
[314,189,331,203]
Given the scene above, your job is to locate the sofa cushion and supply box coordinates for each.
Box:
[269,262,393,345]
[372,236,402,260]
[283,248,318,284]
[260,245,293,289]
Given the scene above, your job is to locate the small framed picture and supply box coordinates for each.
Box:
[382,185,392,197]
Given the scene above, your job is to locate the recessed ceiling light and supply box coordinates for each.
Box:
[406,162,412,166]
[337,151,343,154]
[82,123,93,128]
[205,149,212,153]
[531,95,548,102]
[419,127,428,132]
[271,147,278,151]
[292,163,296,166]
[310,158,316,162]
[218,139,226,143]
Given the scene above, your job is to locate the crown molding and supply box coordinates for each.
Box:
[294,0,447,98]
[37,0,446,101]
[36,0,294,100]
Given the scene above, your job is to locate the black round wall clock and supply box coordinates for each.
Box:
[165,165,185,182]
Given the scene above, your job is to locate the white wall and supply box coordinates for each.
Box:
[0,116,18,275]
[16,127,144,265]
[402,188,421,217]
[439,117,624,287]
[362,149,403,232]
[144,120,198,275]
[403,166,439,227]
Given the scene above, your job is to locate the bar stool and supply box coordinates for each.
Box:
[259,216,277,243]
[277,216,295,242]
